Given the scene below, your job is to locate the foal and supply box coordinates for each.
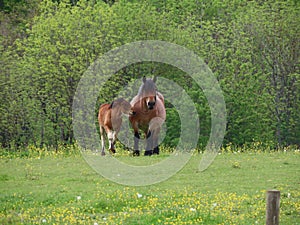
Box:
[98,98,133,155]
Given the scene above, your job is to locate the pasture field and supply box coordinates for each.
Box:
[0,147,299,224]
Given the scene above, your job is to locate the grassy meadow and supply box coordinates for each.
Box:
[0,146,299,224]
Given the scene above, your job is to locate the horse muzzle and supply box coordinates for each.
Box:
[147,101,156,110]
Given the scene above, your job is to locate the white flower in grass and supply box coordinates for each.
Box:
[211,203,217,209]
[137,193,143,198]
[77,195,81,200]
[190,207,196,212]
[42,219,47,223]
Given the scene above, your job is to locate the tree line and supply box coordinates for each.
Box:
[0,0,299,150]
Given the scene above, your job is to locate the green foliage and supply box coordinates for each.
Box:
[238,1,300,146]
[0,0,299,149]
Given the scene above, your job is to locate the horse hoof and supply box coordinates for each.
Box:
[144,150,153,156]
[133,150,140,156]
[109,149,116,154]
[101,152,106,156]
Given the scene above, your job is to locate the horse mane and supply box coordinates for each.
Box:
[137,84,144,96]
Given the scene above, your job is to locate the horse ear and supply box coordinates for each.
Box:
[143,76,146,83]
[153,76,157,83]
[109,101,114,109]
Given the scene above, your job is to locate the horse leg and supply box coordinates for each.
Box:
[112,131,118,154]
[133,131,140,156]
[145,130,153,156]
[148,118,163,155]
[100,126,106,156]
[131,122,140,156]
[153,143,159,155]
[152,128,160,155]
[107,130,116,154]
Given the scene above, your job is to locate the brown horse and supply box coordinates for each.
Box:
[98,98,134,156]
[129,76,166,156]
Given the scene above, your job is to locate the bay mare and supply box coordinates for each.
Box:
[129,76,166,156]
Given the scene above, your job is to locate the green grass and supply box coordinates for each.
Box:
[0,149,299,224]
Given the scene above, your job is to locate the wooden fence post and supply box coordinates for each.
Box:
[266,190,280,225]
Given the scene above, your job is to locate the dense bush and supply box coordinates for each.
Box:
[0,0,299,149]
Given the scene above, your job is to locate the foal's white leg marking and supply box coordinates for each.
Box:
[101,137,105,155]
[108,131,114,150]
[112,131,117,144]
[100,126,105,156]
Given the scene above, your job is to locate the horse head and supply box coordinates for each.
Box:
[110,98,135,116]
[140,76,157,110]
